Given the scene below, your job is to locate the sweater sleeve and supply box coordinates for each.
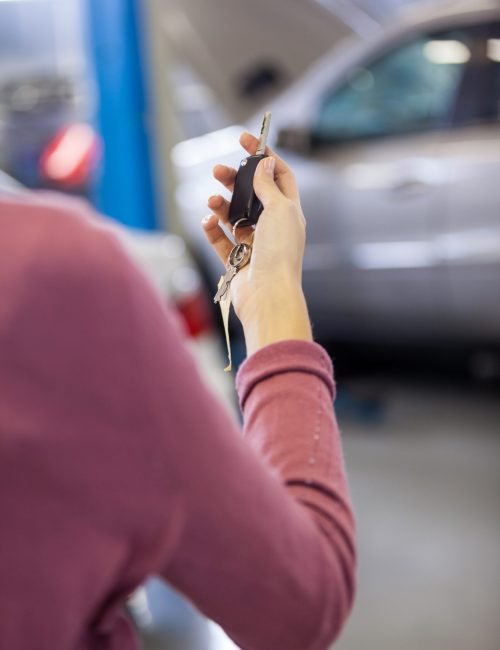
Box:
[162,340,356,650]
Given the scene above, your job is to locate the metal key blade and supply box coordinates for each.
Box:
[256,112,272,156]
[214,266,236,304]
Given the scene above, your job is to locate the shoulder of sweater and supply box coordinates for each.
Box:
[0,192,134,289]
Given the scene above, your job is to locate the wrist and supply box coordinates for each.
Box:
[240,286,313,356]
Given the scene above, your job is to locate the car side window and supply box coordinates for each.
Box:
[453,22,500,126]
[312,27,480,142]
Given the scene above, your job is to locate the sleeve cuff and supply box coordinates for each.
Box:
[235,340,335,411]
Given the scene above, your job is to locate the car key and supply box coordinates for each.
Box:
[214,241,253,304]
[214,240,253,372]
[228,112,272,229]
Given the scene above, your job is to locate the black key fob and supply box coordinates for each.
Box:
[228,153,267,228]
[228,112,272,229]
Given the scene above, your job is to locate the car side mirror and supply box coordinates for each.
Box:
[276,126,313,155]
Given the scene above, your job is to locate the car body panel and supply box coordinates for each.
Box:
[299,132,446,341]
[438,124,500,340]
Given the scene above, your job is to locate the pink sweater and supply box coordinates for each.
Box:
[0,193,355,650]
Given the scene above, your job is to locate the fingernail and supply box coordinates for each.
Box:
[202,215,212,225]
[208,194,219,204]
[264,157,275,176]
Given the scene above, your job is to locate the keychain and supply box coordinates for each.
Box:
[214,228,254,372]
[214,112,271,371]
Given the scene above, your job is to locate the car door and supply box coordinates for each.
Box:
[434,20,500,344]
[302,26,474,343]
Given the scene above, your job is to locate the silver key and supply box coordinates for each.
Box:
[256,112,272,156]
[214,242,252,303]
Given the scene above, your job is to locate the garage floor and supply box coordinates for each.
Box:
[335,374,500,650]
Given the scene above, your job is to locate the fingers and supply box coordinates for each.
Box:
[208,193,230,218]
[208,130,300,243]
[239,132,300,203]
[213,164,237,193]
[213,133,300,204]
[201,214,232,265]
[253,157,284,207]
[208,194,254,241]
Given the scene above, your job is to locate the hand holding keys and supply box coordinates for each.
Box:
[212,113,271,370]
[202,121,312,368]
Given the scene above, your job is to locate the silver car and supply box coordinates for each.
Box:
[173,0,500,346]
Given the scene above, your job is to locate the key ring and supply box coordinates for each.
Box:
[232,218,255,245]
[229,242,252,269]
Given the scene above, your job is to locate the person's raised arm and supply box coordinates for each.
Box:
[159,134,356,649]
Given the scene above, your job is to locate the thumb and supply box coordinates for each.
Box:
[253,157,282,206]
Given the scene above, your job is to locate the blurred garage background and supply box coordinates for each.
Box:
[1,0,499,649]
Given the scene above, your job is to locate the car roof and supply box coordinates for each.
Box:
[393,0,500,32]
[402,0,499,20]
